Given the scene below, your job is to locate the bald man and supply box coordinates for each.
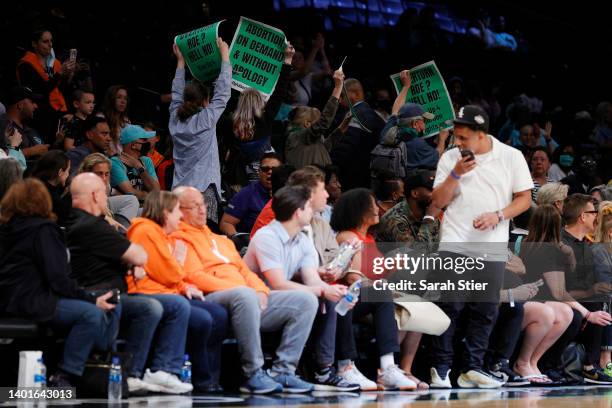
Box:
[67,173,190,394]
[171,186,318,394]
[330,78,385,190]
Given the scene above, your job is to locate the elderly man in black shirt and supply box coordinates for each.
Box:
[66,173,185,394]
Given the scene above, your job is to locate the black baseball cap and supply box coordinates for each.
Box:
[404,169,435,192]
[453,105,489,132]
[6,86,43,106]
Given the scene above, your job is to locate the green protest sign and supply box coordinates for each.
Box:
[229,17,286,100]
[390,61,455,138]
[175,21,223,82]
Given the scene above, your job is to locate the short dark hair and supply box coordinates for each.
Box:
[272,185,311,222]
[530,146,550,161]
[563,193,597,225]
[330,188,375,232]
[373,170,402,201]
[83,116,109,132]
[271,164,296,195]
[72,89,94,103]
[260,152,282,164]
[30,150,70,184]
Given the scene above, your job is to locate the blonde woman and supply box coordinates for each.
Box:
[593,201,612,375]
[231,43,295,182]
[536,182,569,213]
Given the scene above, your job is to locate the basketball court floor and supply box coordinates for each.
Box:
[2,386,611,407]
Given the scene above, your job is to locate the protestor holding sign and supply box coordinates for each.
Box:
[231,42,295,182]
[380,70,449,171]
[330,77,386,191]
[169,37,231,226]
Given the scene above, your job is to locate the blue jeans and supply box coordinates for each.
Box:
[187,299,228,387]
[146,294,191,375]
[52,298,119,376]
[120,295,163,378]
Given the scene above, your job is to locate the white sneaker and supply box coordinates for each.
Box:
[457,369,503,389]
[338,363,379,391]
[143,369,193,394]
[127,377,150,394]
[430,367,452,389]
[376,365,417,391]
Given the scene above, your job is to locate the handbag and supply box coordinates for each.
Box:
[78,351,132,398]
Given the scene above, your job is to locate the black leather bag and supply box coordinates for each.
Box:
[78,351,131,398]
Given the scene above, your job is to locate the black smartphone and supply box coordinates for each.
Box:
[460,149,475,161]
[91,288,120,304]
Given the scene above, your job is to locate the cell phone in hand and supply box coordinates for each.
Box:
[108,288,120,304]
[460,149,475,161]
[91,288,120,304]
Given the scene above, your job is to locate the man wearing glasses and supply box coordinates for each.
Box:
[220,152,282,238]
[561,193,612,384]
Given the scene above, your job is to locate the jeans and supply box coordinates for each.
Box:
[488,302,525,363]
[52,298,119,376]
[336,286,400,360]
[187,300,229,387]
[146,294,191,375]
[120,295,163,377]
[204,287,319,377]
[310,299,338,367]
[430,252,505,373]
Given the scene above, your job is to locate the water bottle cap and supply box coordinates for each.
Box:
[112,356,120,364]
[346,294,353,302]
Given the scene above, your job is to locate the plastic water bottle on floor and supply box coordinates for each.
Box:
[108,356,122,402]
[180,354,192,384]
[34,357,46,388]
[335,280,362,316]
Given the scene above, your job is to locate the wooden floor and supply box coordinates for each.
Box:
[3,386,612,407]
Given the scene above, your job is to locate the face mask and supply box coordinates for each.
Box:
[559,154,574,168]
[139,142,151,157]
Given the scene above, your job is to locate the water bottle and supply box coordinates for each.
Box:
[180,354,192,384]
[108,356,122,402]
[34,357,46,388]
[326,241,361,273]
[335,280,362,316]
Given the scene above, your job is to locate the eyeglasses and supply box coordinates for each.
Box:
[180,203,206,211]
[260,166,278,173]
[583,210,598,215]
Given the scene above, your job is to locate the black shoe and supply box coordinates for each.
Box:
[195,383,225,393]
[487,360,529,387]
[544,369,581,385]
[313,367,360,392]
[48,370,74,388]
[583,366,612,385]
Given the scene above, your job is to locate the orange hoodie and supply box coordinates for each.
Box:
[171,222,269,295]
[126,218,187,295]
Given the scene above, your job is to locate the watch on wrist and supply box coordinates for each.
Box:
[496,210,505,223]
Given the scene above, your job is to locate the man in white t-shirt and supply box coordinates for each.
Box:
[429,105,533,389]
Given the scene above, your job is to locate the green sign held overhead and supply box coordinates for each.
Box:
[390,61,455,138]
[229,17,287,100]
[175,21,223,82]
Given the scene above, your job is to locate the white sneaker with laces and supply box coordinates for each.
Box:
[377,365,417,390]
[430,367,452,389]
[143,369,193,394]
[457,369,503,389]
[127,377,150,394]
[338,363,379,391]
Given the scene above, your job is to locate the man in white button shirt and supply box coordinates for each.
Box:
[429,105,533,389]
